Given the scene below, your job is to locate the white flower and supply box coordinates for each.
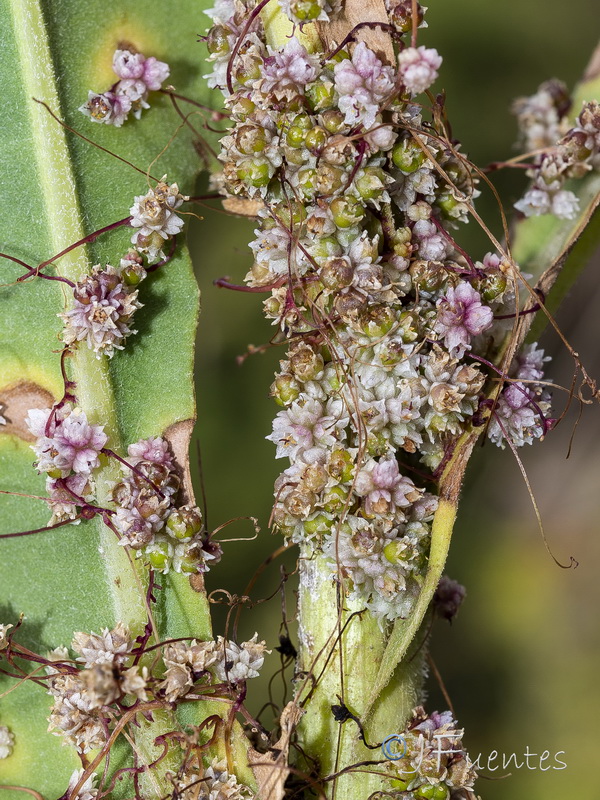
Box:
[65,769,98,800]
[71,623,131,667]
[398,46,442,96]
[334,42,395,128]
[214,634,269,682]
[0,726,14,760]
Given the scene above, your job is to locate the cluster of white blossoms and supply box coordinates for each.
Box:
[44,622,267,756]
[513,87,600,220]
[174,757,252,800]
[129,177,188,262]
[160,633,269,701]
[79,47,169,126]
[204,0,556,625]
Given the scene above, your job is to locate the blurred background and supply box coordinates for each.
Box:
[188,1,600,797]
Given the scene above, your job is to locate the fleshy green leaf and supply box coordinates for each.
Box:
[0,0,221,795]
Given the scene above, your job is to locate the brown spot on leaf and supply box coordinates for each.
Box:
[163,418,196,504]
[0,382,55,442]
[317,0,395,65]
[189,573,206,594]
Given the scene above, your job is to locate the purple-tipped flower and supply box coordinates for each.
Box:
[127,436,173,468]
[260,39,319,99]
[434,281,493,357]
[354,456,421,517]
[334,42,395,128]
[113,49,170,91]
[60,265,142,358]
[78,91,132,127]
[398,46,442,96]
[26,405,107,477]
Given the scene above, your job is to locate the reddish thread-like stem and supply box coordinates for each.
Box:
[101,448,165,497]
[0,515,81,539]
[18,217,132,282]
[214,276,286,293]
[0,252,76,287]
[226,0,272,94]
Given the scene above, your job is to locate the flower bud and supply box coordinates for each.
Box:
[206,25,231,56]
[237,158,271,188]
[270,373,301,406]
[355,167,387,202]
[320,257,353,289]
[284,490,317,518]
[235,124,268,155]
[330,196,366,229]
[166,505,203,541]
[315,164,345,195]
[392,138,426,172]
[359,304,395,337]
[305,126,328,152]
[327,449,354,483]
[304,513,332,535]
[389,0,424,32]
[148,544,170,570]
[290,0,324,20]
[306,80,335,110]
[289,342,324,381]
[322,485,349,513]
[321,110,347,134]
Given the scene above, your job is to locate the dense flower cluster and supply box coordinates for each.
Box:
[111,436,221,575]
[384,707,478,799]
[160,633,269,701]
[79,48,169,126]
[204,0,554,623]
[60,258,145,358]
[174,757,252,800]
[0,725,13,759]
[26,404,106,524]
[130,178,188,262]
[513,90,600,220]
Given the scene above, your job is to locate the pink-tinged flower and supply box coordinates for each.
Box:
[26,406,107,476]
[260,39,319,99]
[354,456,421,516]
[412,218,448,261]
[113,50,170,91]
[47,473,91,524]
[397,46,442,96]
[334,42,395,128]
[514,182,579,220]
[434,281,493,357]
[267,398,340,461]
[127,436,173,468]
[78,91,132,127]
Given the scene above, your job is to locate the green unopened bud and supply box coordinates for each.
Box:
[305,126,328,152]
[481,273,507,302]
[47,467,62,479]
[121,264,145,286]
[167,505,203,541]
[360,304,395,337]
[437,191,461,219]
[206,24,231,55]
[390,0,424,32]
[306,80,335,110]
[383,540,407,564]
[290,0,323,20]
[274,200,307,227]
[328,49,350,64]
[322,109,346,134]
[328,449,354,483]
[286,125,307,148]
[330,196,365,228]
[414,786,436,800]
[233,56,262,86]
[237,158,271,188]
[180,547,202,574]
[432,786,449,800]
[235,124,267,154]
[290,342,324,381]
[392,138,426,173]
[270,373,301,406]
[304,514,332,535]
[389,777,410,791]
[309,235,342,263]
[148,546,170,570]
[323,486,349,513]
[355,167,387,201]
[297,167,317,199]
[397,309,421,343]
[234,96,256,118]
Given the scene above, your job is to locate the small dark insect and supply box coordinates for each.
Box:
[275,634,297,659]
